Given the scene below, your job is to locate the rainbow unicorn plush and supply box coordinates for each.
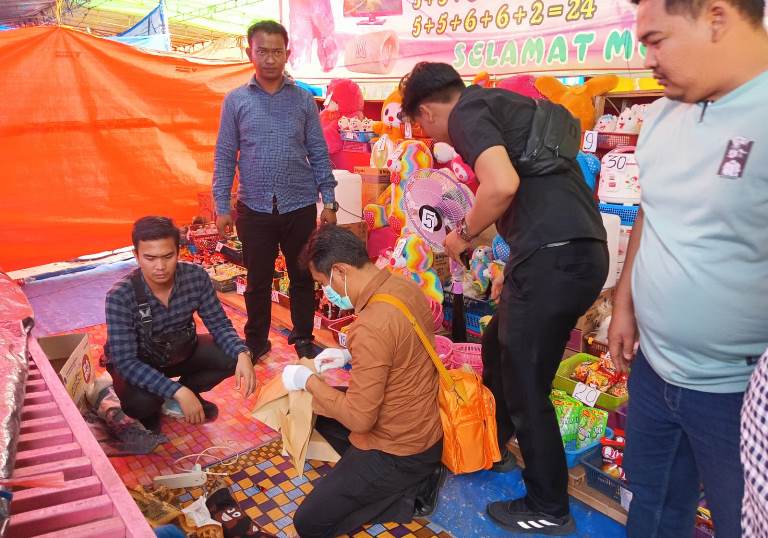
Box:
[363,139,433,236]
[388,233,443,303]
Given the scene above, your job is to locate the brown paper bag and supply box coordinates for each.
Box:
[252,360,340,476]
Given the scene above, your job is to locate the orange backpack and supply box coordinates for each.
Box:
[370,294,501,474]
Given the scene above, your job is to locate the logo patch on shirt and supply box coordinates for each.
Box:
[718,137,753,179]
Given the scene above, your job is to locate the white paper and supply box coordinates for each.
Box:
[620,486,633,511]
[572,381,600,407]
[582,130,598,153]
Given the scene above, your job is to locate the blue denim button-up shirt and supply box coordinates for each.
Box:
[212,75,336,216]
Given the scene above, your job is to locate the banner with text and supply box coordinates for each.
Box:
[282,0,647,80]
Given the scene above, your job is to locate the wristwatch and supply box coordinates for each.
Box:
[324,201,339,212]
[458,217,475,242]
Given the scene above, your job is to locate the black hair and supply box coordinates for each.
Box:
[300,225,370,276]
[132,216,180,251]
[631,0,764,25]
[247,20,289,48]
[400,62,466,119]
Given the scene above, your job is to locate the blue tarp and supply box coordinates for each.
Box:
[109,0,170,51]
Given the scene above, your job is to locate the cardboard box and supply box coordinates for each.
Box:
[37,333,95,409]
[356,166,390,207]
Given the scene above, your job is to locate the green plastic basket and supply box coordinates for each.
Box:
[553,353,629,411]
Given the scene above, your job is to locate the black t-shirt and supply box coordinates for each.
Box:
[448,85,606,265]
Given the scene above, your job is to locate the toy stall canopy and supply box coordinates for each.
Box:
[0,26,255,271]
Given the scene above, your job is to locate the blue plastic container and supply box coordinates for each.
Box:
[564,427,614,468]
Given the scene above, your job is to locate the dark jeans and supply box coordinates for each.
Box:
[294,416,443,538]
[236,201,316,348]
[482,240,608,517]
[108,334,237,421]
[624,350,744,538]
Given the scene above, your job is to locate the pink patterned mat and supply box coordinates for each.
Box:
[61,304,349,488]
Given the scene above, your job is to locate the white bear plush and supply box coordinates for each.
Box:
[595,114,618,132]
[615,107,641,134]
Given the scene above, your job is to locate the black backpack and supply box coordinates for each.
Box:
[516,99,582,177]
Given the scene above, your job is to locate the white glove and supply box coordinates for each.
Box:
[313,348,352,373]
[282,365,314,391]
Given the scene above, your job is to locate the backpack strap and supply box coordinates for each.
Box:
[131,271,153,336]
[370,293,469,403]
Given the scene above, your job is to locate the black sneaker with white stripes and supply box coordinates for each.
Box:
[487,498,576,535]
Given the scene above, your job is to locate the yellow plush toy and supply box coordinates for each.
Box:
[534,75,619,131]
[372,89,405,143]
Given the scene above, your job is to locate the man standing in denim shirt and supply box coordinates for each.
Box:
[213,20,337,360]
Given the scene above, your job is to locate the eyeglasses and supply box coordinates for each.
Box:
[254,48,286,59]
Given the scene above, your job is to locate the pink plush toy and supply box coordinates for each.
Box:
[319,79,364,155]
[431,142,479,194]
[472,72,544,99]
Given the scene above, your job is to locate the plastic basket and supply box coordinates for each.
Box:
[429,300,444,333]
[553,353,629,410]
[340,131,375,143]
[584,334,610,358]
[565,427,614,468]
[599,202,639,227]
[442,291,496,336]
[434,335,454,368]
[191,232,220,253]
[581,446,624,501]
[452,342,482,375]
[328,316,357,348]
[597,132,639,151]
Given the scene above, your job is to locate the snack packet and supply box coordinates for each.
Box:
[576,407,608,449]
[551,391,583,445]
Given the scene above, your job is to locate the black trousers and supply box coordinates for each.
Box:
[235,201,316,348]
[108,334,237,422]
[482,240,608,517]
[294,416,443,538]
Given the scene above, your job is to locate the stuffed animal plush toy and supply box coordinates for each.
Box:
[535,75,619,131]
[615,106,641,133]
[595,114,618,132]
[430,142,479,193]
[372,89,405,143]
[469,245,494,295]
[389,233,443,303]
[472,72,544,99]
[319,79,364,155]
[615,104,649,134]
[370,134,395,169]
[433,142,455,167]
[363,139,433,235]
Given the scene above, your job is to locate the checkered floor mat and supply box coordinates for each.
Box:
[174,440,453,538]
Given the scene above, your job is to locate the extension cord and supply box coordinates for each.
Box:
[153,464,207,488]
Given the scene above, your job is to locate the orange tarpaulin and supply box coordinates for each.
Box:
[0,27,254,271]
